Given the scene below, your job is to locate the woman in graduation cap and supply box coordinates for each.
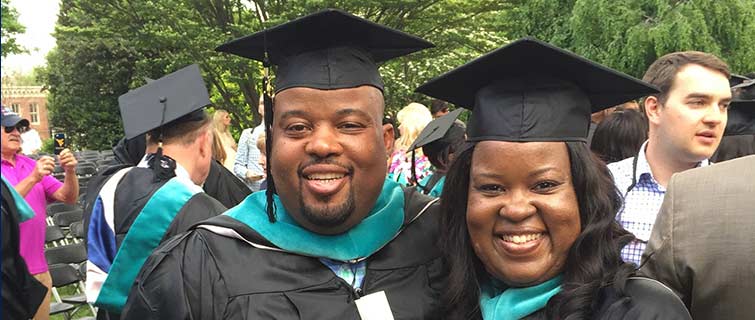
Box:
[408,108,466,197]
[417,38,692,319]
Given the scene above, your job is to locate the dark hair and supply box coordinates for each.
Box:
[430,99,449,115]
[590,109,648,163]
[422,123,466,173]
[642,51,730,105]
[440,141,635,320]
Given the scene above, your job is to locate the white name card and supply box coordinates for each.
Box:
[355,291,395,320]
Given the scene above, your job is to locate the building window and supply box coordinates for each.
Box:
[29,103,39,124]
[10,103,20,114]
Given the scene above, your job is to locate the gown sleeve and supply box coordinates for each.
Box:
[597,277,692,320]
[122,230,231,319]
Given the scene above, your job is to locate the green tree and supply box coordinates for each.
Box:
[504,0,755,77]
[1,0,26,57]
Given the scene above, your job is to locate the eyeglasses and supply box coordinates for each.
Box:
[3,124,29,134]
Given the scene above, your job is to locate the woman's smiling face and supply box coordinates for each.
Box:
[466,141,581,287]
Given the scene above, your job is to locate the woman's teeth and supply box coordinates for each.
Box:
[501,233,543,244]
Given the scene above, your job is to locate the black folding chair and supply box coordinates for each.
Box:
[47,202,80,217]
[47,202,81,227]
[76,165,97,177]
[69,221,86,241]
[48,263,94,315]
[46,225,68,247]
[45,242,87,265]
[53,209,84,229]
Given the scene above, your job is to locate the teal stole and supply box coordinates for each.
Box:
[419,174,445,198]
[95,178,199,313]
[480,276,562,320]
[1,175,35,221]
[225,178,405,262]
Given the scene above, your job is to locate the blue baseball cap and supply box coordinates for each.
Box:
[1,107,30,128]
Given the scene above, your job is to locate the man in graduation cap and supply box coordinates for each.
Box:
[85,64,227,318]
[122,9,444,319]
[711,77,755,161]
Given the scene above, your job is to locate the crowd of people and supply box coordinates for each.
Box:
[2,8,754,320]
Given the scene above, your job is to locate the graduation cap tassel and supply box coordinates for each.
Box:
[262,33,278,223]
[149,97,177,182]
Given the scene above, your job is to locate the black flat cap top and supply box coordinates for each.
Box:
[215,9,433,93]
[724,100,755,136]
[119,64,211,139]
[730,74,751,88]
[415,37,659,142]
[409,108,464,150]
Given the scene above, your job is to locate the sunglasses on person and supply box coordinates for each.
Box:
[3,124,30,134]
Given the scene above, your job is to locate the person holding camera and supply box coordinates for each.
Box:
[1,107,79,320]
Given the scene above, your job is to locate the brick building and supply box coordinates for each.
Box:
[1,86,51,140]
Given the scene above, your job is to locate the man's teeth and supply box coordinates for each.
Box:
[501,233,543,244]
[306,173,346,180]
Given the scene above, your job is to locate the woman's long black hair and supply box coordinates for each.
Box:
[440,141,635,320]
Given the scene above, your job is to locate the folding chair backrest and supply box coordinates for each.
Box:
[45,243,87,265]
[47,202,80,217]
[76,165,97,177]
[49,263,81,288]
[53,209,83,227]
[46,225,66,244]
[69,221,86,239]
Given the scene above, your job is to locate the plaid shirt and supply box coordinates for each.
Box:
[608,141,710,266]
[233,125,265,191]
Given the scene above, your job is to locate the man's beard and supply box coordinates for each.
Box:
[298,180,356,228]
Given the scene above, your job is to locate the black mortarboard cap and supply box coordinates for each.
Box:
[730,74,751,88]
[726,79,755,136]
[415,37,659,142]
[215,9,434,93]
[118,64,211,139]
[409,108,465,150]
[724,100,755,136]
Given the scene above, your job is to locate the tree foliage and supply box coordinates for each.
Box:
[504,0,755,77]
[1,0,26,57]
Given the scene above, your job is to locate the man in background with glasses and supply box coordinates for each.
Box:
[1,107,79,320]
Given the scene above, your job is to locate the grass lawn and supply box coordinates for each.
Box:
[50,284,95,319]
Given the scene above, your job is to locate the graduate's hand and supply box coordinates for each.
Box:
[58,148,78,174]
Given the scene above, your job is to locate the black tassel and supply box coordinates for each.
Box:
[148,142,177,182]
[262,44,277,223]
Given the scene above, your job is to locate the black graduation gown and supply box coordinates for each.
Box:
[83,160,245,244]
[202,159,252,209]
[122,187,446,320]
[92,167,227,320]
[1,181,47,320]
[109,167,227,249]
[520,277,691,320]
